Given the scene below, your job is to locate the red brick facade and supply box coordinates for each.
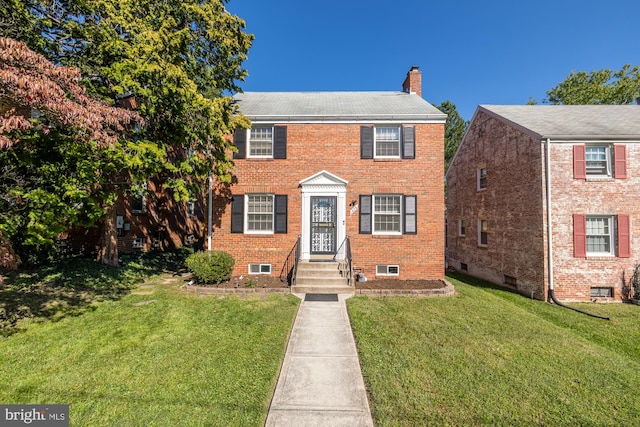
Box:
[212,121,445,281]
[65,179,206,255]
[446,106,640,302]
[446,110,546,299]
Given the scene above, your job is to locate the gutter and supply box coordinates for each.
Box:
[544,138,610,321]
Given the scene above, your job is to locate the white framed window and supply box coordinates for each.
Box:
[586,215,614,256]
[245,194,274,233]
[478,219,488,246]
[477,166,487,190]
[376,264,399,276]
[132,183,147,213]
[187,200,195,217]
[249,263,272,274]
[374,126,401,158]
[132,237,145,249]
[458,219,466,237]
[373,195,402,234]
[586,145,612,177]
[249,126,273,157]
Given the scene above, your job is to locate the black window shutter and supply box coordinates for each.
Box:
[231,195,244,233]
[360,126,374,159]
[273,126,287,159]
[274,195,288,233]
[403,195,417,234]
[402,125,415,159]
[233,129,247,159]
[359,195,372,234]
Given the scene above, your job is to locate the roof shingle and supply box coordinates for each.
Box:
[234,92,446,122]
[480,105,640,140]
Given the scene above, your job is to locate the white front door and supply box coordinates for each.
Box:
[299,171,348,260]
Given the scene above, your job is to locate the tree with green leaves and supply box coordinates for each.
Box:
[544,65,640,105]
[1,1,253,266]
[438,100,468,171]
[0,37,142,268]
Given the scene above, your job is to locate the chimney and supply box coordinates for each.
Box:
[402,65,422,97]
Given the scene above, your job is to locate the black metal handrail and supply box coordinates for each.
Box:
[334,236,354,286]
[279,235,300,285]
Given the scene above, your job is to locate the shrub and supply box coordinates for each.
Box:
[185,251,235,284]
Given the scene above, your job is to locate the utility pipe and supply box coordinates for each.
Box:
[544,138,610,321]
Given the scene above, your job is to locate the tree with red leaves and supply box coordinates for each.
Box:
[0,37,142,269]
[0,37,141,149]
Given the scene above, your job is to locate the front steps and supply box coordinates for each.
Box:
[292,259,354,294]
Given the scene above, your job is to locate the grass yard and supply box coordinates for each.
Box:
[0,255,299,426]
[348,273,640,427]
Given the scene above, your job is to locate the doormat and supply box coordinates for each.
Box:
[304,293,339,302]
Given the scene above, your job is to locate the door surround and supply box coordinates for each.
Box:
[299,170,347,260]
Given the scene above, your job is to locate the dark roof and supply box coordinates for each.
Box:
[234,92,446,122]
[480,105,640,140]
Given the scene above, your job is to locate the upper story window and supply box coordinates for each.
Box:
[585,145,611,176]
[233,126,287,159]
[249,127,273,157]
[375,126,401,158]
[574,144,626,179]
[477,166,487,190]
[360,125,415,159]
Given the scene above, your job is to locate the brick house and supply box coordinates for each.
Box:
[445,105,640,302]
[208,67,446,290]
[65,178,206,255]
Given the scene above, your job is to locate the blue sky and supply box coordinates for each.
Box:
[227,0,640,121]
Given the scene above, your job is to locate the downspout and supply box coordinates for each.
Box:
[545,138,610,320]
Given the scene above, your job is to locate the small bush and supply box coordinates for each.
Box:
[185,251,235,284]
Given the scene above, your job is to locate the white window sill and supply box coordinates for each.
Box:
[585,176,614,182]
[585,255,616,260]
[373,157,402,162]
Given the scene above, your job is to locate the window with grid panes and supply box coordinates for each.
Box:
[374,126,401,157]
[585,145,611,176]
[586,216,613,255]
[246,195,273,232]
[249,127,273,157]
[373,195,401,233]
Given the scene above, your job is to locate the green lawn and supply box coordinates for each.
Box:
[0,265,299,426]
[348,273,640,427]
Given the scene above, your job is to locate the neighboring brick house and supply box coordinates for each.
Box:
[446,105,640,302]
[210,67,446,284]
[65,178,206,255]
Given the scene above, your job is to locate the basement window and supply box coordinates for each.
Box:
[460,262,468,271]
[503,275,517,287]
[376,264,399,276]
[590,287,613,298]
[249,263,272,274]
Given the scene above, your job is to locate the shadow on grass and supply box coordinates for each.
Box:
[446,270,522,295]
[0,249,193,336]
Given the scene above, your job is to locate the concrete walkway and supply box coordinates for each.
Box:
[265,294,374,427]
